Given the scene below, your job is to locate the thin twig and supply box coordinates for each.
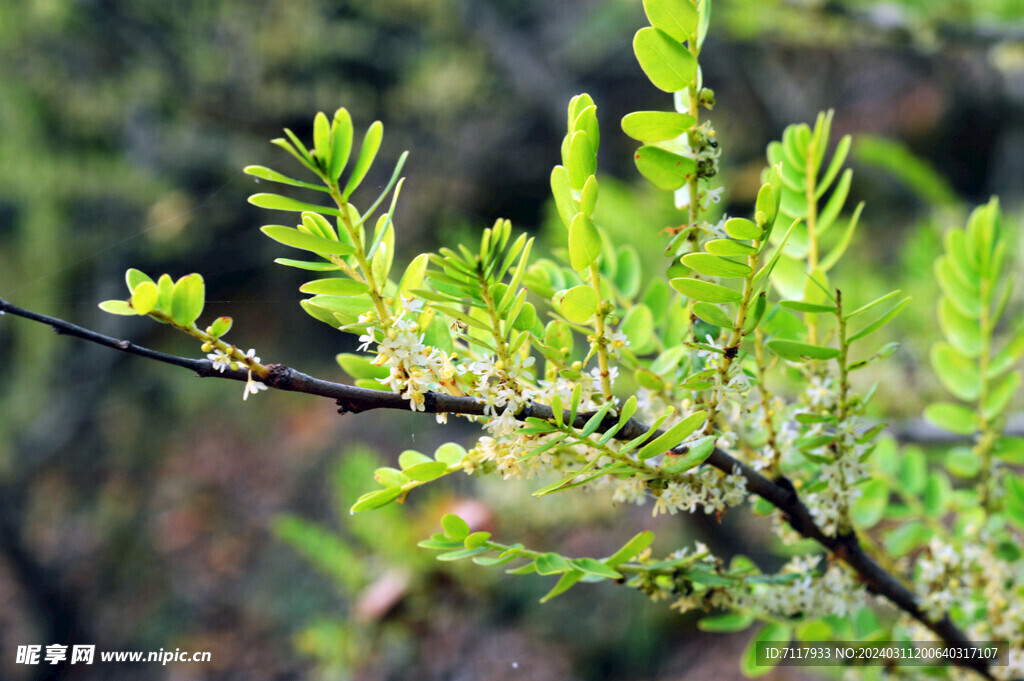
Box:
[0,296,995,679]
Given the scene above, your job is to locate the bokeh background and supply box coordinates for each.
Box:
[1,1,1022,679]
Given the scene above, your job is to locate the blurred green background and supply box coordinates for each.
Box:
[1,1,1022,680]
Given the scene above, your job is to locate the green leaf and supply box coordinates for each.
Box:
[557,285,601,324]
[620,111,695,142]
[682,253,752,278]
[373,467,408,488]
[632,27,697,92]
[923,472,949,515]
[691,302,734,329]
[884,521,931,557]
[434,443,468,466]
[125,268,154,293]
[819,201,863,271]
[938,297,982,357]
[705,239,757,256]
[397,450,431,469]
[568,213,602,270]
[312,111,331,169]
[336,353,388,380]
[209,316,232,337]
[923,402,975,435]
[850,479,889,529]
[614,246,642,298]
[778,300,837,314]
[604,531,654,567]
[441,513,470,541]
[670,277,741,303]
[637,410,708,460]
[983,371,1020,421]
[261,225,356,256]
[274,258,340,271]
[397,253,429,296]
[349,487,403,513]
[473,552,521,567]
[743,293,767,334]
[329,107,353,182]
[931,342,981,401]
[643,0,698,43]
[724,217,763,240]
[945,446,979,478]
[402,461,450,482]
[698,612,754,633]
[580,174,599,217]
[569,557,622,579]
[244,165,326,192]
[436,547,488,561]
[535,552,572,575]
[660,435,716,473]
[248,193,339,216]
[844,290,902,320]
[633,145,696,190]
[342,121,383,200]
[848,296,911,342]
[298,278,369,296]
[935,257,982,319]
[550,165,578,229]
[464,532,492,550]
[170,274,204,326]
[271,136,317,175]
[539,570,584,602]
[568,130,597,192]
[766,339,839,361]
[899,448,927,496]
[156,274,174,312]
[99,300,137,316]
[742,622,791,677]
[991,436,1024,465]
[130,281,159,315]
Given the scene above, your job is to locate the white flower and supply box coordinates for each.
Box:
[207,350,231,373]
[607,329,630,358]
[356,330,375,352]
[242,372,268,400]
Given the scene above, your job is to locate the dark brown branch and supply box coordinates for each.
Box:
[0,296,994,679]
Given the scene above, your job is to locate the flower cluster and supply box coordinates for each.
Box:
[916,538,977,621]
[667,552,865,622]
[651,465,748,517]
[366,299,455,414]
[464,353,538,437]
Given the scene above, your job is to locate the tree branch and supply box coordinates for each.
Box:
[0,296,995,679]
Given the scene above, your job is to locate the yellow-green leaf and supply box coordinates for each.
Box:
[632,27,697,92]
[568,213,602,270]
[342,120,383,200]
[621,111,695,142]
[931,342,981,401]
[634,145,696,190]
[766,339,839,361]
[130,281,159,315]
[642,0,699,43]
[99,300,137,316]
[557,285,600,324]
[299,279,369,296]
[682,253,752,278]
[170,274,204,327]
[670,277,741,303]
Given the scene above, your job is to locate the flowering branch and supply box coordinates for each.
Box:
[0,295,995,680]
